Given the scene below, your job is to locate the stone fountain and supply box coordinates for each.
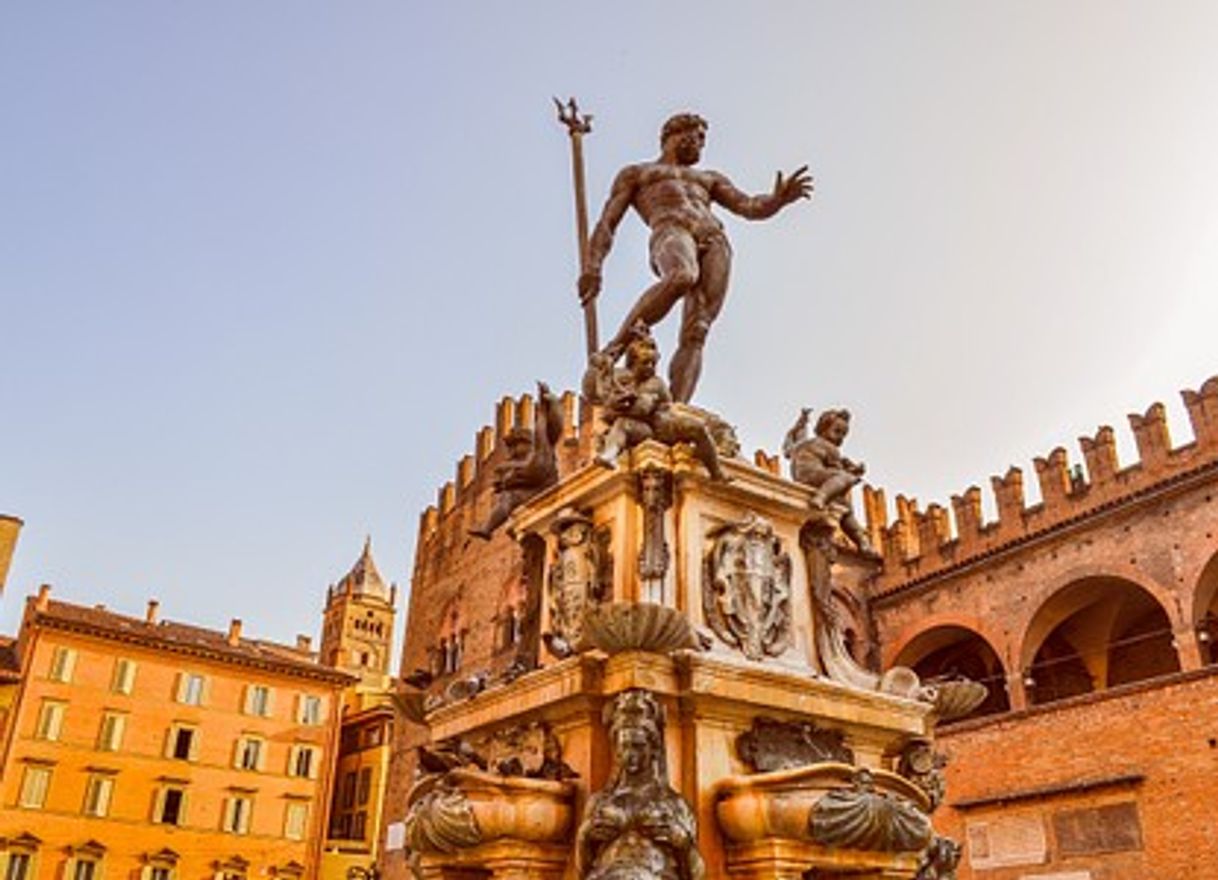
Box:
[397,110,981,880]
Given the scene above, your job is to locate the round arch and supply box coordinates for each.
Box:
[1018,575,1179,706]
[1191,549,1218,664]
[891,623,1010,718]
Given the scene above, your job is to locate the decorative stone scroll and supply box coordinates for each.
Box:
[576,690,706,880]
[637,467,673,602]
[809,768,933,853]
[703,513,792,661]
[736,717,853,772]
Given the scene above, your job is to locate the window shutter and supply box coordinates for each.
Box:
[46,704,64,740]
[257,739,267,772]
[152,787,165,822]
[307,747,319,780]
[179,790,191,825]
[232,738,243,769]
[163,727,175,759]
[200,676,211,707]
[287,745,299,776]
[174,673,186,703]
[112,714,127,750]
[264,688,276,718]
[189,728,200,761]
[242,686,253,715]
[294,694,304,724]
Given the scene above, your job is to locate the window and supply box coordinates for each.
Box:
[156,788,186,825]
[341,771,357,809]
[235,736,264,771]
[5,854,32,880]
[35,701,66,741]
[357,767,372,805]
[223,796,253,834]
[98,712,126,752]
[296,694,323,726]
[283,802,308,841]
[352,811,367,840]
[18,766,51,808]
[111,659,137,695]
[167,725,197,761]
[83,775,114,817]
[289,745,318,779]
[175,673,206,706]
[72,859,98,880]
[49,647,77,683]
[243,685,273,717]
[148,869,171,880]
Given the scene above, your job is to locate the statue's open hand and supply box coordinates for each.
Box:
[773,165,813,205]
[578,270,602,305]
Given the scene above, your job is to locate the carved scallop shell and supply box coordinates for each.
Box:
[927,677,989,721]
[582,602,704,655]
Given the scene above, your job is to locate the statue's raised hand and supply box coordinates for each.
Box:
[773,165,813,206]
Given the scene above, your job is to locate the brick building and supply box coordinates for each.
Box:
[318,539,397,880]
[861,376,1218,878]
[387,375,1218,880]
[0,587,351,880]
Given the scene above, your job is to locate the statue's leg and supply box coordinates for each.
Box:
[670,236,731,403]
[811,473,858,509]
[604,227,698,358]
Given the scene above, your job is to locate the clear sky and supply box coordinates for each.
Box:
[4,3,1218,652]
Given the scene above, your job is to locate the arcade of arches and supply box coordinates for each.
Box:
[888,559,1218,723]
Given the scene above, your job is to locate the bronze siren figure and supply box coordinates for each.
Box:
[578,112,812,403]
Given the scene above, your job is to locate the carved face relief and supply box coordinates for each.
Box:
[703,514,792,660]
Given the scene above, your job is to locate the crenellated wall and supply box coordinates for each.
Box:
[855,377,1218,595]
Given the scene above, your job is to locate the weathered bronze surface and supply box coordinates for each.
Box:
[784,408,875,555]
[585,324,727,481]
[809,768,933,853]
[470,381,563,539]
[580,113,811,403]
[576,689,706,880]
[703,513,792,660]
[915,835,962,880]
[736,717,853,772]
[543,507,607,658]
[896,739,946,813]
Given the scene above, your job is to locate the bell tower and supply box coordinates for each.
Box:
[319,537,397,680]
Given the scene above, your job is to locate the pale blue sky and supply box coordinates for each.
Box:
[4,3,1218,652]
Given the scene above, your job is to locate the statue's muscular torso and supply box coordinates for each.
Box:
[623,162,727,243]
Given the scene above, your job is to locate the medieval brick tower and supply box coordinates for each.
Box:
[320,537,397,680]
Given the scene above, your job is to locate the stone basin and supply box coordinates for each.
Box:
[448,767,577,844]
[582,601,705,654]
[713,761,930,845]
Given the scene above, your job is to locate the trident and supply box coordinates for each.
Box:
[554,96,598,357]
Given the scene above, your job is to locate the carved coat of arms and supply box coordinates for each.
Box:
[703,513,792,660]
[543,508,607,657]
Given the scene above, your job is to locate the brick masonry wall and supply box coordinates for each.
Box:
[933,669,1218,879]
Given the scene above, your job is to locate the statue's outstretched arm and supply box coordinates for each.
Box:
[710,167,812,220]
[580,168,636,302]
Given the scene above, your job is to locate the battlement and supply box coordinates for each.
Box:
[414,388,597,555]
[863,376,1218,594]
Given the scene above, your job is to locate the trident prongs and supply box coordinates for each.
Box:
[554,96,593,136]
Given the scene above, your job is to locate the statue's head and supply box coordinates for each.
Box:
[814,409,851,445]
[624,324,659,377]
[660,112,707,166]
[553,507,593,548]
[605,689,666,781]
[504,427,534,458]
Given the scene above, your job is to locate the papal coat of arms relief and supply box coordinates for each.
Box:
[702,513,793,660]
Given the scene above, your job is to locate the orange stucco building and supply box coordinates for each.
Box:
[0,586,352,880]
